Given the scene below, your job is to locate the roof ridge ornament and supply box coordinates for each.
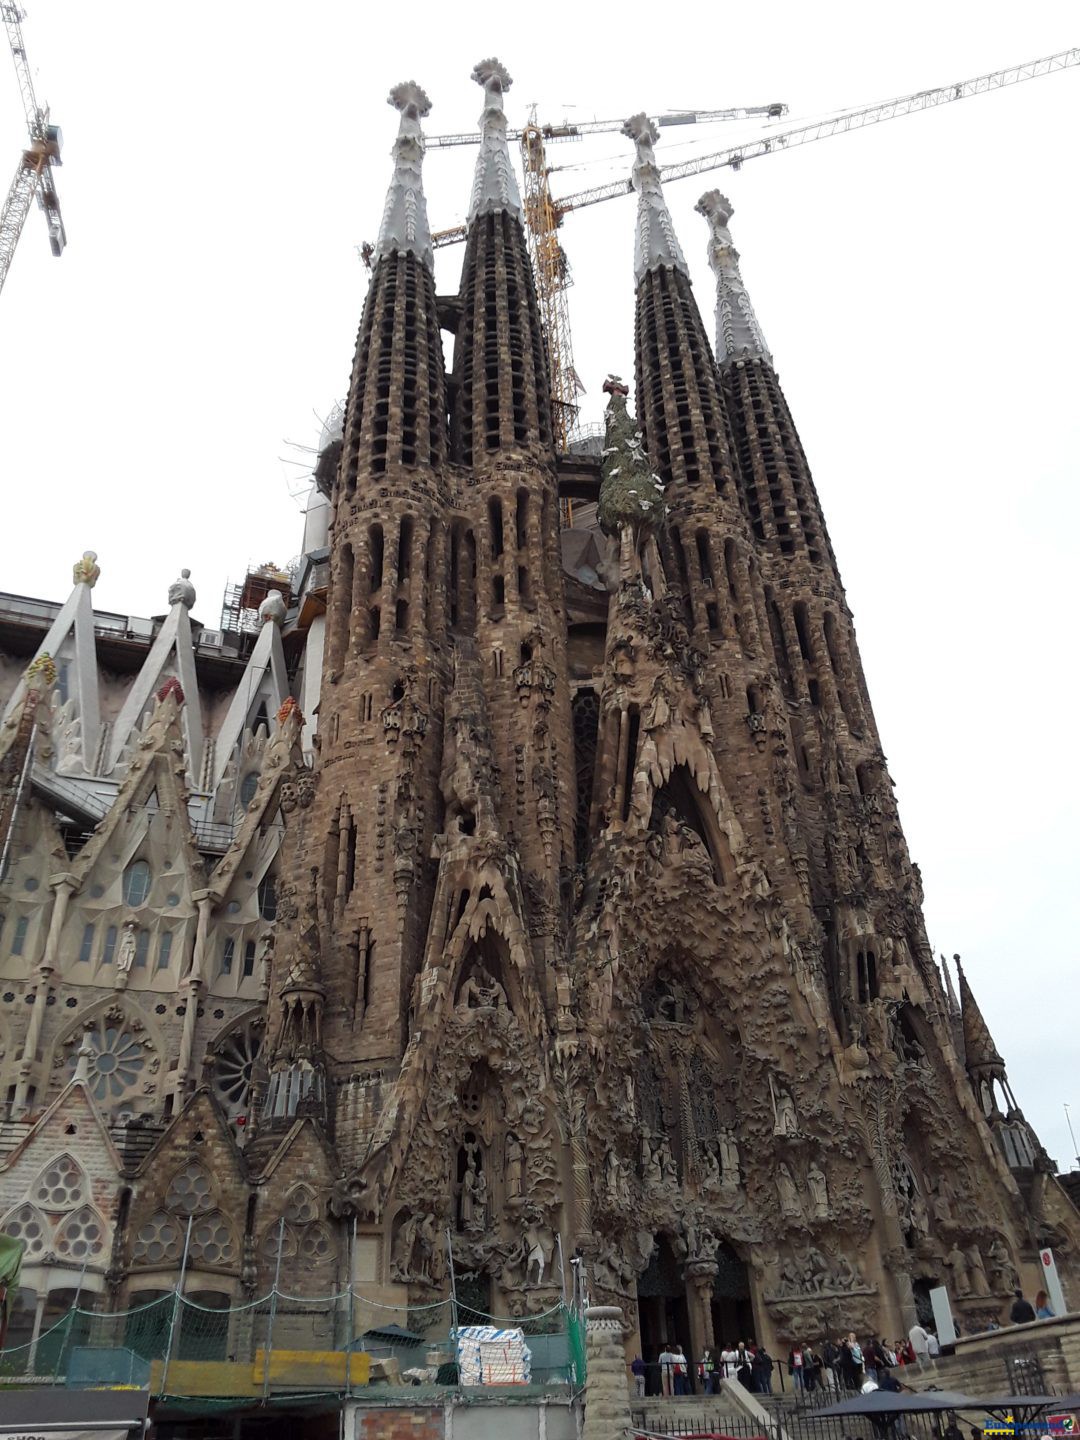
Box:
[624,111,688,285]
[374,79,434,272]
[467,57,524,225]
[696,189,772,367]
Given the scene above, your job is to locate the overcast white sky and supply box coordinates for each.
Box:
[1,3,1077,1170]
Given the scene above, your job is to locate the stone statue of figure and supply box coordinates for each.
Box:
[525,1221,555,1285]
[659,1139,678,1188]
[911,1186,931,1237]
[719,1130,741,1189]
[116,919,138,977]
[700,1142,722,1188]
[72,551,100,588]
[966,1244,991,1297]
[459,965,507,1010]
[643,1138,664,1191]
[460,1148,483,1230]
[773,1084,798,1136]
[931,1178,954,1225]
[987,1235,1018,1292]
[777,1163,802,1219]
[167,567,196,608]
[414,1213,437,1282]
[807,1162,829,1219]
[506,1133,524,1200]
[946,1242,971,1297]
[392,1213,418,1279]
[474,1166,489,1219]
[605,1146,621,1205]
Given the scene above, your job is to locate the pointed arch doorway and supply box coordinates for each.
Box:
[636,1236,691,1395]
[710,1241,754,1350]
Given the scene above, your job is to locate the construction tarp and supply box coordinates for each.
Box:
[455,1324,531,1386]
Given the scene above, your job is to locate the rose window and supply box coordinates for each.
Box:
[55,1205,106,1260]
[164,1164,213,1215]
[67,1018,147,1104]
[33,1154,88,1211]
[212,1023,262,1120]
[132,1210,183,1266]
[188,1212,236,1266]
[2,1204,47,1259]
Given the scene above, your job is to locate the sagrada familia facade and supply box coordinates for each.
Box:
[0,58,1076,1362]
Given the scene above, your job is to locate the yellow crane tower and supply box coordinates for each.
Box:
[0,3,65,298]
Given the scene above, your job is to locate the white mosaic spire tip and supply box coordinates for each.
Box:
[467,57,524,225]
[624,112,688,285]
[374,79,434,272]
[696,189,772,367]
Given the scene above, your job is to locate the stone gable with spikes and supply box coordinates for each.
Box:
[0,57,1075,1361]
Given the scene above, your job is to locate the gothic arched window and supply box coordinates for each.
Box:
[55,1205,107,1261]
[122,860,152,908]
[32,1153,88,1211]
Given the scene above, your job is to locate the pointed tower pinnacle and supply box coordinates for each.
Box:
[468,59,524,224]
[696,190,771,367]
[955,954,1005,1074]
[939,951,960,1016]
[624,113,687,284]
[374,81,434,271]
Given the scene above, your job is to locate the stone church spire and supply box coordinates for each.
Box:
[696,190,771,366]
[626,116,737,503]
[374,81,434,271]
[452,57,552,463]
[339,80,446,491]
[956,954,1005,1075]
[467,58,524,225]
[624,113,688,284]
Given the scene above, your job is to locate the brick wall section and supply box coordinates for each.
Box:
[356,1409,444,1440]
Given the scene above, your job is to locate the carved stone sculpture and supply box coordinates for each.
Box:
[772,1084,798,1137]
[807,1162,829,1220]
[946,1242,971,1297]
[777,1163,802,1220]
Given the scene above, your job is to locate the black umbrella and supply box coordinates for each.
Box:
[972,1394,1080,1424]
[814,1390,980,1418]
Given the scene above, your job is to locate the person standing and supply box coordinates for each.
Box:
[907,1321,931,1366]
[803,1344,823,1393]
[1035,1290,1055,1319]
[1010,1289,1037,1325]
[673,1343,689,1396]
[630,1353,646,1398]
[788,1342,806,1391]
[699,1347,716,1394]
[822,1337,841,1390]
[753,1343,775,1395]
[720,1341,739,1382]
[926,1331,940,1359]
[736,1341,753,1389]
[658,1341,675,1397]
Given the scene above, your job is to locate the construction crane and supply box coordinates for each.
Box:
[427,46,1079,446]
[0,3,65,299]
[430,102,788,448]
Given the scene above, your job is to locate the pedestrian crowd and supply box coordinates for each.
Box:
[627,1287,1055,1399]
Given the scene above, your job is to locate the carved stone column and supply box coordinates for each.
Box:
[686,1259,718,1391]
[582,1305,633,1440]
[175,892,213,1099]
[14,872,77,1109]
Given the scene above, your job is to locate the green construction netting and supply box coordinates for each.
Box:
[0,1288,584,1400]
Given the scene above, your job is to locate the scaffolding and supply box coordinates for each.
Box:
[219,562,295,637]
